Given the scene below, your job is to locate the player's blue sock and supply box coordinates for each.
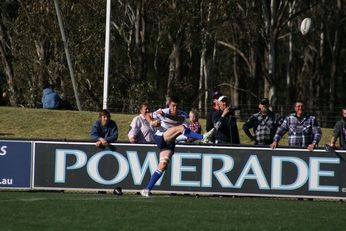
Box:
[146,169,163,190]
[183,128,203,140]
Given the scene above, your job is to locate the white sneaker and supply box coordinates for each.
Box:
[140,189,150,197]
[201,128,215,144]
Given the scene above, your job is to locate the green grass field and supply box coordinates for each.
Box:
[0,107,343,230]
[0,191,345,231]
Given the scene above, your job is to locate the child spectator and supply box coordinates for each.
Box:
[187,110,201,142]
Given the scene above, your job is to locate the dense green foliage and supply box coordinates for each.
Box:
[0,1,345,125]
[0,191,345,230]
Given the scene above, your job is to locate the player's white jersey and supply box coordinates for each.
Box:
[152,108,188,135]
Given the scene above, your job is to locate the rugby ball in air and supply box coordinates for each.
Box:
[300,18,312,35]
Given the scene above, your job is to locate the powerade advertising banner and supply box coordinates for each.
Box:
[0,141,32,188]
[33,141,346,199]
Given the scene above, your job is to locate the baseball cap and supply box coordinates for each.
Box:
[259,98,270,106]
[218,96,228,102]
[213,91,222,100]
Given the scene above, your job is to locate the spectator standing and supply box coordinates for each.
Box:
[91,110,118,147]
[270,100,322,151]
[128,102,160,143]
[187,110,201,142]
[206,91,222,132]
[330,107,346,150]
[243,98,283,145]
[212,95,240,144]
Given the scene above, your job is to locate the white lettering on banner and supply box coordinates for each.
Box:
[202,154,234,188]
[271,157,308,190]
[235,155,270,189]
[53,149,340,192]
[309,157,340,192]
[0,178,13,185]
[87,151,129,184]
[126,151,161,185]
[171,153,201,187]
[55,149,129,185]
[55,149,87,183]
[0,146,7,156]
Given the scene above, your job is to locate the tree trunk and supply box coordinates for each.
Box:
[135,0,146,81]
[198,1,212,116]
[328,0,343,112]
[34,40,46,90]
[112,3,135,79]
[166,43,180,99]
[203,58,208,117]
[262,0,279,101]
[0,20,16,106]
[198,48,206,113]
[286,2,294,106]
[232,52,239,107]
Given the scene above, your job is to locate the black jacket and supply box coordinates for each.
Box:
[212,109,240,144]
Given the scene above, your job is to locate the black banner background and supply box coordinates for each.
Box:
[34,141,346,199]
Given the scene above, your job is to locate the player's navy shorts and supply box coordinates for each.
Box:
[154,134,175,151]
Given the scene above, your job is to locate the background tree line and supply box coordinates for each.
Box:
[0,0,345,127]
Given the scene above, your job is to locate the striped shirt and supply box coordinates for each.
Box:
[152,108,188,142]
[152,108,188,134]
[273,112,322,147]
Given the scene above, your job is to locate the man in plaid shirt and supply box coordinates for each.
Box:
[270,101,322,151]
[243,98,283,145]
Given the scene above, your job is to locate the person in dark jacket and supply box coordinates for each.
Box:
[205,91,222,143]
[212,96,240,144]
[90,110,118,147]
[206,91,222,132]
[330,107,346,150]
